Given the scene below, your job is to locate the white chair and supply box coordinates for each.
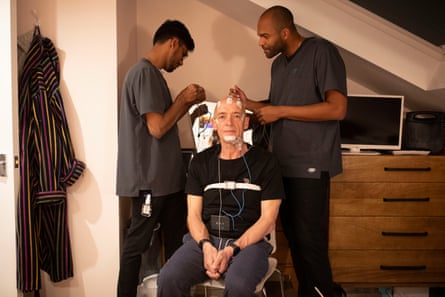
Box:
[138,273,158,297]
[194,230,285,297]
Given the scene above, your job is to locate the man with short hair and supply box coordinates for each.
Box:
[116,19,206,297]
[157,96,284,297]
[230,5,348,297]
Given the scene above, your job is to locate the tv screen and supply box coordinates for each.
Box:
[340,94,404,153]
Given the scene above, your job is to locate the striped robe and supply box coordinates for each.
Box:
[17,26,86,292]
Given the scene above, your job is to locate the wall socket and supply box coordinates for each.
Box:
[0,154,7,177]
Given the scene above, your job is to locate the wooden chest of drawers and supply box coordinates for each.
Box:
[329,155,445,286]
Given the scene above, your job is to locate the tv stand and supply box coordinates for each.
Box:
[275,154,445,289]
[328,154,445,286]
[342,148,381,155]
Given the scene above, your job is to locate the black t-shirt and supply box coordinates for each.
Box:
[186,145,284,238]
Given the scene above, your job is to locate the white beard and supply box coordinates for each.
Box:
[223,135,243,150]
[223,135,237,142]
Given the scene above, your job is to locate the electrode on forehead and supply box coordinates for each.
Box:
[215,95,242,106]
[218,96,242,108]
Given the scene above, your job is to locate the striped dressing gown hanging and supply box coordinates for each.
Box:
[17,25,86,292]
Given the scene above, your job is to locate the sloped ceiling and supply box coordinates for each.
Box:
[345,0,445,112]
[350,0,445,48]
[198,0,445,112]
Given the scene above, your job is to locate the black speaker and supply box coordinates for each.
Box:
[403,111,445,154]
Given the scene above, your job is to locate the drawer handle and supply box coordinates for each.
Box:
[383,197,430,202]
[380,265,427,271]
[381,231,428,237]
[384,167,431,172]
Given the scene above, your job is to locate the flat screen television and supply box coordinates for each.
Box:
[340,94,404,154]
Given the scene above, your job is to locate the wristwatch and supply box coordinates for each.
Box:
[198,238,212,250]
[228,242,240,256]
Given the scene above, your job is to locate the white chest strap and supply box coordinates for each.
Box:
[204,181,261,192]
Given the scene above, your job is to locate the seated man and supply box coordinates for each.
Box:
[157,96,284,297]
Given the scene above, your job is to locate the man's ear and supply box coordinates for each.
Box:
[169,37,179,48]
[243,115,250,130]
[211,118,218,130]
[281,28,290,41]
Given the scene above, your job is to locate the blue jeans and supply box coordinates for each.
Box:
[157,233,272,297]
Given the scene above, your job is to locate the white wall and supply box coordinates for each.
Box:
[136,0,272,102]
[15,0,119,296]
[134,0,367,103]
[0,0,19,296]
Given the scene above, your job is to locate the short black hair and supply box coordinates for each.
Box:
[262,6,296,32]
[153,20,195,51]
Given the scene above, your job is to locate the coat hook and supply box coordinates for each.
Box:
[31,9,39,27]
